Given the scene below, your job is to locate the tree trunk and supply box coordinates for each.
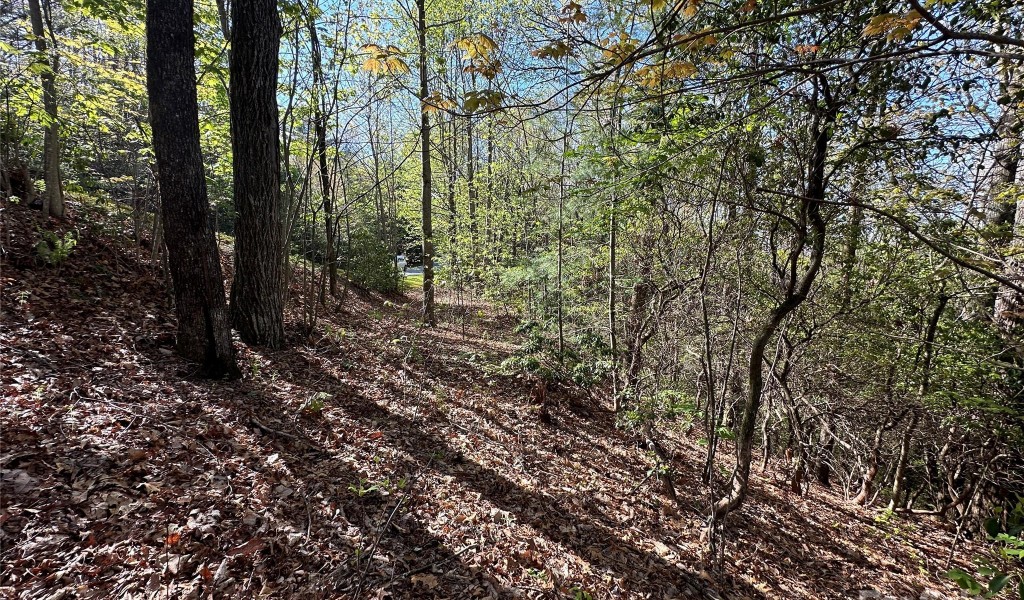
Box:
[815,421,835,487]
[467,111,478,275]
[308,18,336,298]
[711,86,831,521]
[889,410,918,511]
[890,293,947,510]
[146,0,239,378]
[27,0,63,219]
[994,197,1023,351]
[988,54,1021,333]
[417,0,435,325]
[229,0,286,348]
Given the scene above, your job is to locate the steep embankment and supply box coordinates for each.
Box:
[1,200,979,598]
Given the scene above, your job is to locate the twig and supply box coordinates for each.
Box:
[249,416,314,446]
[352,456,434,597]
[401,543,480,578]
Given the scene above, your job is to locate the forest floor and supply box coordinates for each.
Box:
[1,199,984,599]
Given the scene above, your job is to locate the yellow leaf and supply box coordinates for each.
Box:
[863,13,897,36]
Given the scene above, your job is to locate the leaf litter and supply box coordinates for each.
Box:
[0,201,976,598]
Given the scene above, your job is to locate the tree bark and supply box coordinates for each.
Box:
[27,0,63,219]
[989,51,1021,342]
[417,0,435,325]
[229,0,286,348]
[994,197,1023,351]
[146,0,239,378]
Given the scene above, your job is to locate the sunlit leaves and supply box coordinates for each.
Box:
[360,43,410,75]
[601,32,640,64]
[422,91,457,114]
[681,0,700,18]
[463,89,504,113]
[531,40,573,60]
[455,34,502,80]
[455,34,498,60]
[634,60,697,87]
[862,10,922,41]
[559,1,587,24]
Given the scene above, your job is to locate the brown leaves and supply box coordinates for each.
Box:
[360,43,410,76]
[0,199,986,599]
[862,10,922,41]
[558,0,587,23]
[455,34,503,81]
[531,40,573,60]
[227,537,266,557]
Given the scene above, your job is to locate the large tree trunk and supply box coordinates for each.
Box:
[229,0,286,348]
[989,55,1021,337]
[994,198,1023,352]
[146,0,239,378]
[417,0,435,325]
[27,0,63,219]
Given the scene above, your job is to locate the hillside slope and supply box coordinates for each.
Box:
[1,201,979,598]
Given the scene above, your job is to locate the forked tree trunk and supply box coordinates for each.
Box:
[229,0,286,348]
[888,410,918,510]
[146,0,239,378]
[711,84,831,522]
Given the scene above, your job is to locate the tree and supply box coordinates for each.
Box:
[417,0,436,325]
[307,13,338,298]
[146,0,239,378]
[229,0,286,347]
[27,0,63,218]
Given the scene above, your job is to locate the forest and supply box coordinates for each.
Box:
[1,0,1023,597]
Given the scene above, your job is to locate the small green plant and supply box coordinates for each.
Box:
[348,477,381,497]
[302,392,330,415]
[874,507,896,526]
[342,227,400,292]
[618,389,698,435]
[35,230,77,266]
[946,499,1024,598]
[323,323,348,343]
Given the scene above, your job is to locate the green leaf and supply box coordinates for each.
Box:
[985,574,1011,598]
[985,517,1001,538]
[946,568,984,595]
